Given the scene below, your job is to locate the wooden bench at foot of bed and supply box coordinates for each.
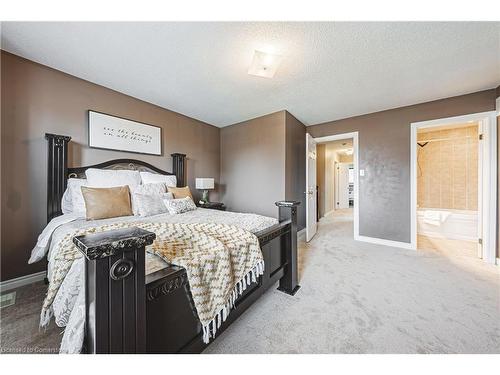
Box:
[73,201,301,354]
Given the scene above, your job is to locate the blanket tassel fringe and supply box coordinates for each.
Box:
[202,260,264,344]
[40,306,54,329]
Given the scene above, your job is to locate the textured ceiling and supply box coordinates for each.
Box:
[2,22,499,127]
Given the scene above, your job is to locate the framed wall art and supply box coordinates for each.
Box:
[88,110,162,155]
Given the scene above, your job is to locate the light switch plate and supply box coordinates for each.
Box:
[359,169,365,176]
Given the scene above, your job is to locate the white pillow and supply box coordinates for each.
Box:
[86,168,142,189]
[130,183,167,215]
[140,171,177,187]
[164,197,197,215]
[61,185,73,214]
[133,193,169,217]
[61,178,87,214]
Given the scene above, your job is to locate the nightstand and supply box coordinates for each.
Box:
[198,202,226,211]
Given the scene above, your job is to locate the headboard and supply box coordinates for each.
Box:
[45,133,186,222]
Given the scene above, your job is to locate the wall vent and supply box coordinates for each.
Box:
[0,291,16,309]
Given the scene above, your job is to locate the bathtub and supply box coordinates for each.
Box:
[417,208,478,241]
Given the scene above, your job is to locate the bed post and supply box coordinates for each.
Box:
[73,227,156,354]
[45,133,71,222]
[171,153,186,187]
[275,201,301,295]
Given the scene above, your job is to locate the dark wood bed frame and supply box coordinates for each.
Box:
[46,133,300,354]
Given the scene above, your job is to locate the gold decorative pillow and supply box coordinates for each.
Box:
[167,186,193,200]
[81,186,133,220]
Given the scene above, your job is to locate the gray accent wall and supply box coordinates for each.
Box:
[308,90,497,243]
[220,111,286,219]
[1,51,221,281]
[220,110,306,229]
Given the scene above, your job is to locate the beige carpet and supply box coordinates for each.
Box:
[204,209,500,353]
[1,209,499,353]
[1,281,62,353]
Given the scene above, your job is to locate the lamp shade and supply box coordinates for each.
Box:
[195,178,214,190]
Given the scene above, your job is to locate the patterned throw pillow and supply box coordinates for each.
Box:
[130,183,167,215]
[132,182,166,195]
[133,193,169,217]
[164,197,197,215]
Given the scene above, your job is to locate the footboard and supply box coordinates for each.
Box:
[74,201,300,354]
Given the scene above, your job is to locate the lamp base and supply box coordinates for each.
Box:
[201,190,210,204]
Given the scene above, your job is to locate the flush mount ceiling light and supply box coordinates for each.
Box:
[247,50,283,78]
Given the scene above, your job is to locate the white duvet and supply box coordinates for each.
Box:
[31,208,278,353]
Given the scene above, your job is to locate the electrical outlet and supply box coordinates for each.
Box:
[359,169,365,177]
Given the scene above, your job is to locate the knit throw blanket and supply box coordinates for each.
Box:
[41,221,264,343]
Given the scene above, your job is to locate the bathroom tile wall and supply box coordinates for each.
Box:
[339,154,353,163]
[417,125,478,210]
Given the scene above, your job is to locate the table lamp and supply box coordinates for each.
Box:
[195,178,214,203]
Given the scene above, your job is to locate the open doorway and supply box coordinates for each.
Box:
[415,122,481,259]
[411,111,497,264]
[317,138,354,214]
[305,132,359,242]
[335,160,355,210]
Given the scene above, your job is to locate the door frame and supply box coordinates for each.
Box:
[314,132,359,239]
[410,111,497,264]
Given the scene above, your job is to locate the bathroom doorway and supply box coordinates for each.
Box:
[411,112,497,264]
[416,122,480,259]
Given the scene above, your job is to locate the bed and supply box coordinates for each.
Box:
[34,133,300,354]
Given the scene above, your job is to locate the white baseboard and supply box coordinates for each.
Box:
[0,271,46,292]
[355,235,415,250]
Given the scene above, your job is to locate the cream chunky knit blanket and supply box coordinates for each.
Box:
[42,221,264,343]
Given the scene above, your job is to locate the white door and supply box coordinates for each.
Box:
[305,133,317,242]
[336,163,350,209]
